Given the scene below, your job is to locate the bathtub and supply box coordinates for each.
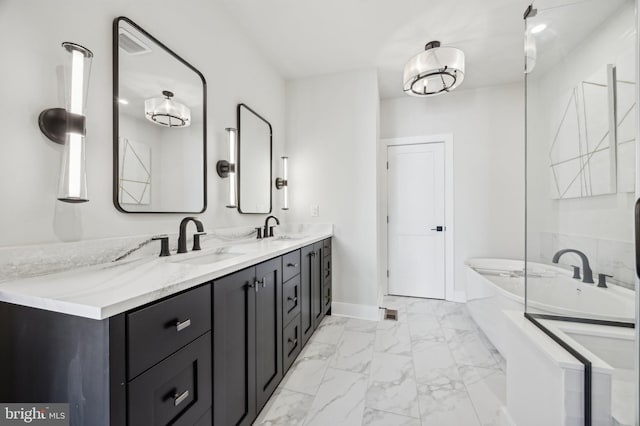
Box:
[464,258,635,356]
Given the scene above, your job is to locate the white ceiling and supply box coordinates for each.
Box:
[220,0,531,99]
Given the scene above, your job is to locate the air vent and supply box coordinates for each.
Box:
[383,308,398,321]
[119,28,151,55]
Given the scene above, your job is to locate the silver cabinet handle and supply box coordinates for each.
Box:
[252,279,261,292]
[287,296,298,303]
[260,278,266,288]
[287,263,299,268]
[176,319,191,332]
[288,337,298,346]
[174,390,190,406]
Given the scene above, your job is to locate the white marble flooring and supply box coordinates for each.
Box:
[253,295,507,426]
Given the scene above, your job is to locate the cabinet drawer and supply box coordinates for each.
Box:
[128,332,212,426]
[323,239,331,257]
[127,284,211,379]
[283,315,302,373]
[283,275,301,327]
[282,250,301,283]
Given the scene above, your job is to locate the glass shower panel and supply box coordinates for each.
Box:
[525,0,637,424]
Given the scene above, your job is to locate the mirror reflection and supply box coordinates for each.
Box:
[238,104,272,214]
[114,17,206,213]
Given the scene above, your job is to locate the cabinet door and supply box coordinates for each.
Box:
[300,244,315,346]
[213,267,256,426]
[312,242,325,327]
[255,257,283,411]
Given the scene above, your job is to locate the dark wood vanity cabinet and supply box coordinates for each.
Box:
[0,238,331,426]
[212,257,283,425]
[0,284,213,426]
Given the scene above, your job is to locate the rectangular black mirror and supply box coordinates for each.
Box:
[238,104,272,214]
[113,17,207,213]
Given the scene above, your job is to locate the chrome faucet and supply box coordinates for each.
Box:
[178,217,206,254]
[552,249,594,284]
[263,215,280,238]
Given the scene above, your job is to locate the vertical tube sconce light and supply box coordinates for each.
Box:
[275,156,289,210]
[38,42,93,203]
[216,127,237,208]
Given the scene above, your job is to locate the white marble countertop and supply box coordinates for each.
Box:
[0,225,333,320]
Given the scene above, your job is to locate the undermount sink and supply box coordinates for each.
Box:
[275,233,308,241]
[168,251,244,266]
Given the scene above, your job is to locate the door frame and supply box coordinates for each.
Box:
[381,134,456,302]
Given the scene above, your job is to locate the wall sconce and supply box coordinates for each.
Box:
[38,42,93,203]
[275,156,289,210]
[216,127,237,208]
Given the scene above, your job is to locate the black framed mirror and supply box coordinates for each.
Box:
[237,104,272,214]
[113,17,207,213]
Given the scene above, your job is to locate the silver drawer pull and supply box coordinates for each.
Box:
[288,338,298,346]
[176,319,191,332]
[287,296,298,303]
[174,390,190,406]
[287,263,299,268]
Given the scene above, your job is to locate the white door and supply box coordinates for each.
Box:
[388,143,446,299]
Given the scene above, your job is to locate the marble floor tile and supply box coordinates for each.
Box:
[405,297,439,315]
[361,408,421,426]
[281,341,336,395]
[366,352,420,418]
[261,296,506,426]
[304,368,368,426]
[407,313,443,342]
[344,317,379,333]
[439,308,478,331]
[444,328,498,369]
[253,389,314,426]
[417,375,481,426]
[374,321,412,356]
[412,340,459,384]
[330,330,375,374]
[311,316,346,344]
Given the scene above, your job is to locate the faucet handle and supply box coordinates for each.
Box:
[152,235,171,257]
[255,227,263,240]
[597,273,613,288]
[269,226,276,237]
[570,265,581,279]
[192,232,206,251]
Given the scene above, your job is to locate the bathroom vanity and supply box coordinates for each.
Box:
[0,233,332,426]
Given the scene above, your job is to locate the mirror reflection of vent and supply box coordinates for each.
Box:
[119,28,151,55]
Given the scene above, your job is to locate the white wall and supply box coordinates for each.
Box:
[286,70,380,318]
[380,84,525,293]
[0,0,286,247]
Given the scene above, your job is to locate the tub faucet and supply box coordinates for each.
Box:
[552,249,594,284]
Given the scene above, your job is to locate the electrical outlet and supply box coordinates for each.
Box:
[310,204,319,217]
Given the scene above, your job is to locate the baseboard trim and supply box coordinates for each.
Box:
[331,302,380,321]
[449,290,466,303]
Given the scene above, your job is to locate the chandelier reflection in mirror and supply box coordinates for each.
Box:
[144,90,191,127]
[403,41,465,97]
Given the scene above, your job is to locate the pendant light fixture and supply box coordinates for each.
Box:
[38,42,93,203]
[144,90,191,128]
[403,41,465,97]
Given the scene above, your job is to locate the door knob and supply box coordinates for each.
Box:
[430,226,444,232]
